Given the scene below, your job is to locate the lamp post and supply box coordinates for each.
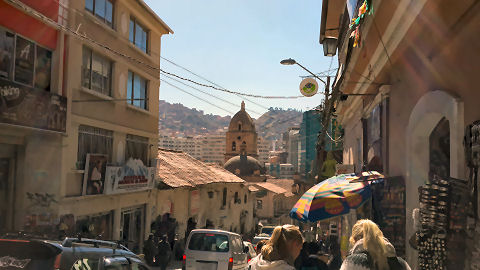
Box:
[280,58,332,183]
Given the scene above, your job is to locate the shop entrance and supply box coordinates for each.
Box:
[0,143,16,233]
[121,206,144,253]
[429,118,450,179]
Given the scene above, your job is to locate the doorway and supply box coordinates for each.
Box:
[0,143,16,233]
[429,118,450,180]
[121,206,144,253]
[0,158,10,231]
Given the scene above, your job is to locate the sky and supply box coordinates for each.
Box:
[145,0,337,118]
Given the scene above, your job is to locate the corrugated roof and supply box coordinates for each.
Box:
[156,149,244,188]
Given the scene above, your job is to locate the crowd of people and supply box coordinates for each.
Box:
[249,219,411,270]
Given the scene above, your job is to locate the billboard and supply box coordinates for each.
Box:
[104,158,155,195]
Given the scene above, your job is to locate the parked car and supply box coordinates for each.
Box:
[251,234,270,247]
[243,241,256,263]
[259,226,275,236]
[0,234,150,270]
[183,229,249,270]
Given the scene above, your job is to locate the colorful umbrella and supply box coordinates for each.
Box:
[290,173,375,222]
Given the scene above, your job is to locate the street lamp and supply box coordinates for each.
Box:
[280,58,326,85]
[322,37,338,57]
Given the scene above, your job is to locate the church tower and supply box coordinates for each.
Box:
[224,101,258,162]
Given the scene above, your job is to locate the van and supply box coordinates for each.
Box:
[183,229,248,270]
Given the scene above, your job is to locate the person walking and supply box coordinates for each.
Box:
[299,242,329,270]
[249,225,304,270]
[340,220,411,270]
[143,234,156,266]
[156,235,172,270]
[327,241,342,270]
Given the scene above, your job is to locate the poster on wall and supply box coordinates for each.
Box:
[104,158,155,195]
[83,154,108,195]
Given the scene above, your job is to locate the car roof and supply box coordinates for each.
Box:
[190,229,241,237]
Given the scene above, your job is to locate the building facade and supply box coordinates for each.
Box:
[225,101,258,162]
[257,137,271,165]
[299,110,322,178]
[0,0,172,253]
[321,0,480,267]
[287,128,301,173]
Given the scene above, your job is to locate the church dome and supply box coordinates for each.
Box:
[224,155,265,176]
[228,101,256,132]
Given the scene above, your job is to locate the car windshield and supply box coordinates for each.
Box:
[188,233,229,252]
[261,227,274,236]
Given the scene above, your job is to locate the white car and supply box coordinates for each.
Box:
[183,229,249,270]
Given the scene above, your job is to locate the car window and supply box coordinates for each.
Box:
[71,258,100,270]
[188,233,229,252]
[260,227,274,235]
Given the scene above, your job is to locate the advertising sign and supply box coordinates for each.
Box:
[104,158,155,195]
[0,78,67,132]
[83,154,108,195]
[299,78,318,97]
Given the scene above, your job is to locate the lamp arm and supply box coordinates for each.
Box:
[295,62,327,85]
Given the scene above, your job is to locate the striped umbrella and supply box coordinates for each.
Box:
[290,173,376,222]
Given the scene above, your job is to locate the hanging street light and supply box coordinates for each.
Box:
[322,37,338,57]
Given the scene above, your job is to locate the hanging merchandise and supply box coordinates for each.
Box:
[348,0,373,48]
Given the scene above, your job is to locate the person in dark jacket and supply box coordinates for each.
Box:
[340,220,411,270]
[156,235,172,270]
[300,242,328,270]
[143,234,157,266]
[327,241,342,270]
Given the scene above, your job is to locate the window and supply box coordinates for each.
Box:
[234,192,239,204]
[0,30,51,91]
[238,123,242,131]
[232,141,236,151]
[129,18,148,53]
[222,188,227,207]
[188,233,229,252]
[85,0,113,27]
[77,125,113,169]
[244,194,247,204]
[0,29,14,79]
[82,47,112,96]
[125,134,149,165]
[127,71,148,109]
[256,200,263,209]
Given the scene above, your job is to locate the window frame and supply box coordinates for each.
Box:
[85,0,114,28]
[0,28,53,92]
[129,17,149,54]
[77,125,114,169]
[125,134,149,166]
[127,70,149,110]
[82,46,113,96]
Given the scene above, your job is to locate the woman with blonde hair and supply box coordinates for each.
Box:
[340,219,410,270]
[249,225,304,270]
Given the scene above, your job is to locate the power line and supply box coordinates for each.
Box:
[9,0,306,100]
[160,79,236,115]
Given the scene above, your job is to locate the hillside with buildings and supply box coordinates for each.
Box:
[255,108,303,141]
[158,100,231,136]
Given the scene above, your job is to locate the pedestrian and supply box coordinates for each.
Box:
[143,234,156,266]
[340,219,411,270]
[249,225,303,270]
[327,241,342,270]
[299,242,329,270]
[156,235,172,270]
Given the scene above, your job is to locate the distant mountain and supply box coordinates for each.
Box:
[158,100,231,136]
[255,108,303,141]
[158,101,303,139]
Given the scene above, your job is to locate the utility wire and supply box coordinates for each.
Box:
[9,0,305,100]
[160,79,236,115]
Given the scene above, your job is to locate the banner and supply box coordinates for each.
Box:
[104,158,155,195]
[0,78,67,132]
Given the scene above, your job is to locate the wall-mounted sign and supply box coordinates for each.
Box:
[104,158,155,195]
[299,78,318,97]
[0,78,66,132]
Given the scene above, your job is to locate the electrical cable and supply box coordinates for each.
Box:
[9,0,307,100]
[160,79,236,115]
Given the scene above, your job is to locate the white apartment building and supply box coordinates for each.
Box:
[257,137,271,165]
[158,134,225,165]
[287,129,301,173]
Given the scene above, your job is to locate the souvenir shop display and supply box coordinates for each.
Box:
[418,176,470,270]
[371,177,406,257]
